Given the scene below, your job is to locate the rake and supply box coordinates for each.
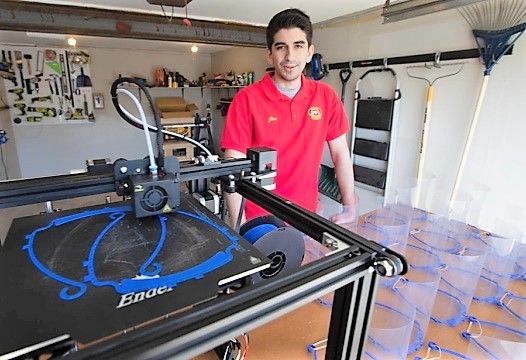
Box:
[407,58,464,209]
[450,0,526,206]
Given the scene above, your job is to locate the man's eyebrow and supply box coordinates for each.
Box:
[272,40,306,47]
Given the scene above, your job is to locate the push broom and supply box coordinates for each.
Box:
[450,0,526,207]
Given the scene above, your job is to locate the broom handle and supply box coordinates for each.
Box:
[415,84,434,209]
[450,74,489,207]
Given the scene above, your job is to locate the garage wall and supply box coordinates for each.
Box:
[209,46,268,153]
[9,47,212,178]
[314,10,526,236]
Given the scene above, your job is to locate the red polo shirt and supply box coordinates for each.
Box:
[220,73,349,220]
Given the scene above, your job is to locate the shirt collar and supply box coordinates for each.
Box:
[261,72,315,102]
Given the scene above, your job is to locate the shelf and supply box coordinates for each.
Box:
[206,86,246,89]
[126,85,245,100]
[135,85,245,90]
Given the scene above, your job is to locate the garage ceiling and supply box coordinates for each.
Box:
[20,0,386,26]
[0,0,386,52]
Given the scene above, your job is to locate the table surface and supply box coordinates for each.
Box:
[195,209,526,360]
[194,280,525,360]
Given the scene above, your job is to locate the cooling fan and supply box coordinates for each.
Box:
[130,174,180,218]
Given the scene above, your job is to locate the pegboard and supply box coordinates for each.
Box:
[0,46,95,125]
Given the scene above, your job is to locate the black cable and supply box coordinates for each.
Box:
[0,145,8,180]
[110,77,165,170]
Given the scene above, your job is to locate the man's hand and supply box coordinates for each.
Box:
[329,204,358,225]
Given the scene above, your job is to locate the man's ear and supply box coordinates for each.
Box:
[266,48,273,66]
[307,44,314,63]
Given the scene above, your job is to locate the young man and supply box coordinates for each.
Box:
[220,8,356,228]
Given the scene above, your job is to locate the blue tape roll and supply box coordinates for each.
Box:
[243,224,278,244]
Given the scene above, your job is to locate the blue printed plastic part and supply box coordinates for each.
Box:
[405,243,442,272]
[24,206,240,300]
[139,215,167,276]
[410,229,463,254]
[366,302,418,359]
[430,289,467,326]
[23,206,133,300]
[473,274,506,303]
[462,331,500,360]
[465,315,526,338]
[414,341,471,360]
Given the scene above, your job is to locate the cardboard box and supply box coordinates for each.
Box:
[163,126,191,139]
[156,97,199,120]
[160,116,194,126]
[163,140,194,162]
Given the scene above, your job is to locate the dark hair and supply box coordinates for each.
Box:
[266,8,313,49]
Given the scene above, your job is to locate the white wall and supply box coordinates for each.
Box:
[8,47,212,178]
[210,46,268,154]
[314,10,526,237]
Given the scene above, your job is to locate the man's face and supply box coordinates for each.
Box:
[267,27,314,87]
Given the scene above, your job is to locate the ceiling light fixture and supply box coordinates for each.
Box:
[25,32,65,40]
[382,0,487,23]
[67,36,77,47]
[191,44,198,53]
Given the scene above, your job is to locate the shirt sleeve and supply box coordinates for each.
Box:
[220,89,253,154]
[326,86,350,141]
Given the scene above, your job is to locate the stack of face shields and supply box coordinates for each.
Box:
[409,214,463,254]
[433,249,487,326]
[464,314,526,360]
[475,231,519,303]
[364,204,411,250]
[382,267,441,355]
[365,287,416,360]
[302,235,334,307]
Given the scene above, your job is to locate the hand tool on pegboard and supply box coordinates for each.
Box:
[27,106,57,117]
[36,50,44,76]
[7,51,17,87]
[13,102,26,116]
[45,79,54,94]
[64,52,74,107]
[8,88,24,101]
[59,54,69,96]
[24,54,32,75]
[31,95,52,103]
[14,51,24,89]
[76,67,92,87]
[83,92,89,116]
[28,77,41,94]
[26,116,42,122]
[25,79,32,95]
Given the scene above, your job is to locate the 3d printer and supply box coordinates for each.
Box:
[0,77,406,360]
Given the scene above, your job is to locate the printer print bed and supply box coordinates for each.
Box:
[0,194,268,354]
[28,208,227,286]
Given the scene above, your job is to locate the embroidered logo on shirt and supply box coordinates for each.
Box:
[308,107,322,121]
[268,116,278,123]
